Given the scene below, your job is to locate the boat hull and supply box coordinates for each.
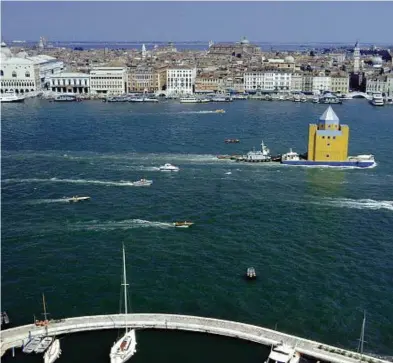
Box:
[281,160,375,168]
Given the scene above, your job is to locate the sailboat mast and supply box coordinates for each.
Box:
[122,244,129,332]
[42,294,48,321]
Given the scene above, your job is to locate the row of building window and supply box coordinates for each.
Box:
[90,76,123,80]
[1,81,35,87]
[0,70,31,77]
[51,79,88,86]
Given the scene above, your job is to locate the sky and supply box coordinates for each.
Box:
[1,1,393,44]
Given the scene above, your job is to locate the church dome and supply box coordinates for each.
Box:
[372,56,383,65]
[240,36,250,45]
[16,50,28,58]
[285,56,295,63]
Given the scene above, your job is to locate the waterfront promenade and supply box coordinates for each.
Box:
[0,313,390,363]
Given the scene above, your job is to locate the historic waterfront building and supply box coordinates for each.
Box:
[244,71,292,92]
[128,66,159,93]
[312,74,331,94]
[307,106,349,162]
[366,74,393,96]
[89,67,127,95]
[0,42,40,94]
[165,67,196,95]
[49,72,90,93]
[330,74,350,94]
[26,54,64,89]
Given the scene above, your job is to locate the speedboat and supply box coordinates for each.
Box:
[159,163,180,172]
[264,343,301,363]
[225,139,240,144]
[370,92,384,106]
[215,109,225,113]
[132,179,153,186]
[246,267,256,279]
[65,196,91,203]
[173,221,194,228]
[0,90,25,103]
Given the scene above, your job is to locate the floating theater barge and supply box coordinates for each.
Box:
[281,106,376,168]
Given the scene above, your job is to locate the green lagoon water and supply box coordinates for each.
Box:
[1,98,393,362]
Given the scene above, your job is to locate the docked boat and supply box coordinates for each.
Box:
[264,343,301,363]
[312,96,320,103]
[159,163,179,171]
[211,96,232,102]
[129,97,144,102]
[110,244,137,363]
[0,90,25,103]
[44,339,61,363]
[281,149,376,168]
[65,196,91,203]
[370,92,384,106]
[246,267,256,280]
[23,337,43,354]
[132,178,153,186]
[143,97,158,102]
[215,109,225,113]
[293,95,301,102]
[319,93,342,104]
[34,336,54,353]
[174,221,194,228]
[180,96,200,103]
[53,94,78,102]
[225,139,240,144]
[232,94,248,100]
[237,140,272,162]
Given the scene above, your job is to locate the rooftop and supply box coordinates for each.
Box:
[319,106,340,124]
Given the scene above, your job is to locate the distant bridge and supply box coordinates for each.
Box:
[344,92,372,100]
[0,313,390,363]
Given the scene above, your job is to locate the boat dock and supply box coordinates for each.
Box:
[0,313,390,363]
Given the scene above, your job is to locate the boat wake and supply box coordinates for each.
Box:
[71,219,174,231]
[27,198,71,205]
[3,177,137,187]
[179,110,221,114]
[320,198,393,211]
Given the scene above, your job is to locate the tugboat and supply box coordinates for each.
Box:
[1,311,10,329]
[173,221,194,228]
[225,139,240,144]
[237,140,272,162]
[246,267,257,280]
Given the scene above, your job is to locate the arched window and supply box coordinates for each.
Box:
[25,71,30,77]
[0,70,3,76]
[12,71,17,78]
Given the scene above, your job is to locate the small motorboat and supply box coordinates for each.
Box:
[159,163,180,171]
[246,267,256,280]
[264,342,301,363]
[1,311,10,328]
[65,196,91,203]
[225,139,240,144]
[174,221,194,228]
[133,178,153,186]
[215,109,226,113]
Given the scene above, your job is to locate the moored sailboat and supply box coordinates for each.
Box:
[109,244,137,363]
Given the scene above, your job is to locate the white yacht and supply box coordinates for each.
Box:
[371,92,384,106]
[132,179,153,186]
[0,90,25,103]
[159,163,180,172]
[44,339,61,363]
[264,343,301,363]
[110,245,137,363]
[281,148,301,162]
[180,96,199,103]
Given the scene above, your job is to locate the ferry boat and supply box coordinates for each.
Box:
[264,343,301,363]
[132,179,153,186]
[0,90,25,103]
[54,94,78,102]
[44,339,61,363]
[173,221,194,228]
[281,148,376,168]
[237,140,272,162]
[159,163,180,171]
[370,92,384,106]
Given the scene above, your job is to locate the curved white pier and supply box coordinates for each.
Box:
[0,313,390,363]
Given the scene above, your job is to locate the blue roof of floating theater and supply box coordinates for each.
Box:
[316,106,343,136]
